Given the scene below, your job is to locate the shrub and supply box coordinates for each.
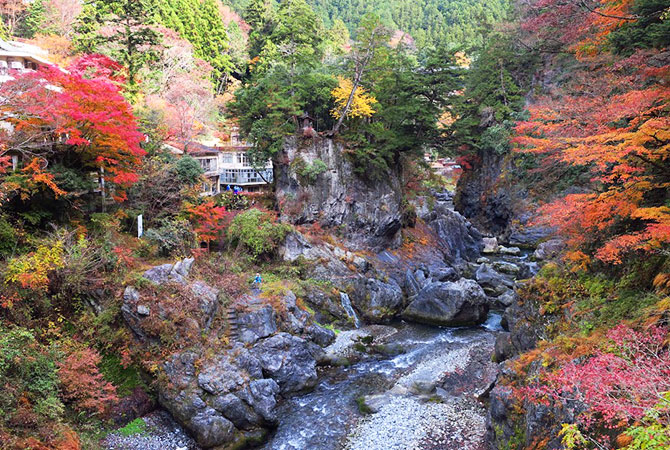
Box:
[227,209,292,260]
[145,218,196,257]
[298,158,328,183]
[0,326,63,425]
[0,215,18,257]
[4,239,65,292]
[58,346,118,416]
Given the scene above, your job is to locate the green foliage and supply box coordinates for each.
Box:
[0,215,18,258]
[625,392,670,450]
[559,423,588,450]
[0,326,63,424]
[232,0,337,166]
[345,44,464,175]
[75,0,161,91]
[446,35,534,157]
[153,0,233,87]
[144,218,196,257]
[227,208,292,259]
[232,0,512,50]
[117,418,148,437]
[19,0,47,38]
[609,0,670,54]
[174,156,204,185]
[298,158,328,183]
[99,355,147,397]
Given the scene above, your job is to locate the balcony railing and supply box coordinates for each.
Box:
[220,168,273,185]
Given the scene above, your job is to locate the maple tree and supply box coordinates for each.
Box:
[522,325,670,444]
[513,2,670,266]
[58,346,118,416]
[0,57,145,204]
[187,200,230,250]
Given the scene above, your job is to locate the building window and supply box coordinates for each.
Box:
[199,158,216,172]
[237,153,250,166]
[222,153,233,164]
[11,155,19,171]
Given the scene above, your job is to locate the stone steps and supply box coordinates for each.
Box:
[226,306,240,343]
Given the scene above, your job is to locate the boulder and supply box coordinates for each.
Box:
[494,332,514,362]
[506,226,553,248]
[482,237,499,254]
[121,286,149,340]
[252,333,318,393]
[429,266,459,282]
[496,290,518,308]
[402,278,489,327]
[237,306,277,345]
[427,206,483,261]
[499,246,521,256]
[189,408,236,448]
[533,239,565,260]
[234,379,280,425]
[305,323,336,347]
[492,261,521,276]
[356,278,404,322]
[476,264,513,297]
[190,281,219,331]
[143,258,195,285]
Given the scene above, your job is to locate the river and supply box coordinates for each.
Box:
[262,315,503,450]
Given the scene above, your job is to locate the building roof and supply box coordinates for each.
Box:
[0,39,53,67]
[165,140,251,156]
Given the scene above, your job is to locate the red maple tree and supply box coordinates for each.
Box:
[187,200,230,250]
[0,58,145,203]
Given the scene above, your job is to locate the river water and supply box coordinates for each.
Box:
[262,314,502,450]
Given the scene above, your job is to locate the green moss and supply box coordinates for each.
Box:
[117,418,148,437]
[100,355,148,397]
[356,396,372,414]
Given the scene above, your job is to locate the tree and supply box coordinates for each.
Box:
[331,76,376,120]
[187,200,229,250]
[153,0,233,90]
[332,13,389,133]
[0,59,145,205]
[74,0,161,92]
[0,0,29,35]
[58,346,118,416]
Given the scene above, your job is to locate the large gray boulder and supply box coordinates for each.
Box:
[355,278,404,322]
[402,278,489,326]
[237,306,277,344]
[159,347,280,448]
[476,264,514,297]
[252,333,318,393]
[143,258,195,285]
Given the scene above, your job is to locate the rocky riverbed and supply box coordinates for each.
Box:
[262,317,501,450]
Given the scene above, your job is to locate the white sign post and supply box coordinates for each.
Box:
[137,214,143,238]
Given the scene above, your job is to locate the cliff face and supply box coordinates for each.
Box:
[454,152,514,235]
[275,136,404,250]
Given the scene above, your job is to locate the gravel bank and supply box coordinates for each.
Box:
[103,410,199,450]
[346,396,487,450]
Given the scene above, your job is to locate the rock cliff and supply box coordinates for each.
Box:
[276,136,404,250]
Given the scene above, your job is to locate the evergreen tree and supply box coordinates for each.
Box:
[74,0,161,93]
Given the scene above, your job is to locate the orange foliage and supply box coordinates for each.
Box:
[515,51,670,264]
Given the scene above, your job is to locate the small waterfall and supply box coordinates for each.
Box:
[339,292,361,328]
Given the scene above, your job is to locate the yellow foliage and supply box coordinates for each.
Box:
[331,77,377,120]
[4,240,65,291]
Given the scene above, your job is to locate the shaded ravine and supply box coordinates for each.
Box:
[262,316,502,450]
